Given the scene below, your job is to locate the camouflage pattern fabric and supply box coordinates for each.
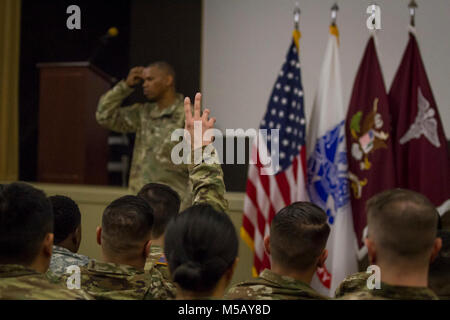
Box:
[63,259,176,300]
[0,264,91,300]
[225,269,328,300]
[339,281,439,300]
[144,245,171,281]
[189,146,228,212]
[334,271,370,298]
[96,81,192,210]
[430,274,450,300]
[48,245,90,277]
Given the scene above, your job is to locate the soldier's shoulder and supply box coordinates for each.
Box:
[335,272,370,298]
[225,278,276,300]
[338,289,384,300]
[0,272,89,300]
[143,267,177,300]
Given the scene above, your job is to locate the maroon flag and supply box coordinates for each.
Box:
[345,37,396,248]
[389,32,450,208]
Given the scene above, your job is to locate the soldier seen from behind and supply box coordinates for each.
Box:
[340,189,442,300]
[164,204,239,299]
[96,62,193,210]
[138,183,180,279]
[47,195,90,277]
[226,202,330,300]
[61,195,176,300]
[0,183,90,299]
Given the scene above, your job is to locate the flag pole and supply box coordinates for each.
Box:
[408,0,418,27]
[331,2,339,27]
[293,2,301,31]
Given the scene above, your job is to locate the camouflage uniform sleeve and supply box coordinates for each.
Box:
[189,146,228,212]
[143,268,177,300]
[96,80,142,133]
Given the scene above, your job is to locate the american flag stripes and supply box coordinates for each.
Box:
[241,30,308,276]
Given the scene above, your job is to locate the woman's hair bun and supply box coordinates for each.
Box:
[172,261,203,289]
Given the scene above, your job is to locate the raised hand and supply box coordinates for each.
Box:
[184,93,216,148]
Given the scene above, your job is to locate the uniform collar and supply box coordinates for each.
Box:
[259,269,313,291]
[149,93,183,119]
[0,264,39,278]
[372,281,439,300]
[53,245,77,256]
[87,259,143,276]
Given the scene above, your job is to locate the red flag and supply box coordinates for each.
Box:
[389,32,450,208]
[345,37,396,248]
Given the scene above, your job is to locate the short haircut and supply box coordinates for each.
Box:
[429,230,450,292]
[270,202,330,271]
[101,195,154,256]
[0,183,53,265]
[164,204,238,293]
[49,195,81,244]
[147,61,176,84]
[138,183,180,239]
[367,189,438,261]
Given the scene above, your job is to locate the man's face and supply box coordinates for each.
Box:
[142,66,170,101]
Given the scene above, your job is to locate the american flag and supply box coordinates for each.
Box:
[241,30,308,276]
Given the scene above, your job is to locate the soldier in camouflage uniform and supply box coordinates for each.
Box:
[48,246,89,277]
[0,183,90,299]
[96,62,192,210]
[340,189,442,300]
[47,195,89,277]
[0,264,91,300]
[226,202,330,300]
[61,195,176,300]
[73,259,175,300]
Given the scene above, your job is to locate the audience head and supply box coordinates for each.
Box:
[97,195,154,268]
[266,202,330,275]
[49,195,82,253]
[0,183,54,273]
[365,189,441,270]
[164,204,238,298]
[138,183,180,240]
[142,61,176,101]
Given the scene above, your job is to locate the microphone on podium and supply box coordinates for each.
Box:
[89,27,119,63]
[100,27,119,43]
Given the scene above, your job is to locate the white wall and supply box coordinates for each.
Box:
[201,0,450,138]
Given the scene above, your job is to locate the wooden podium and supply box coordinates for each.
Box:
[37,62,114,185]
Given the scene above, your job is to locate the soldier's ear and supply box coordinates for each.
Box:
[96,226,102,246]
[263,235,271,255]
[144,240,152,259]
[317,249,328,268]
[43,233,54,258]
[430,237,442,263]
[166,74,174,87]
[365,237,377,265]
